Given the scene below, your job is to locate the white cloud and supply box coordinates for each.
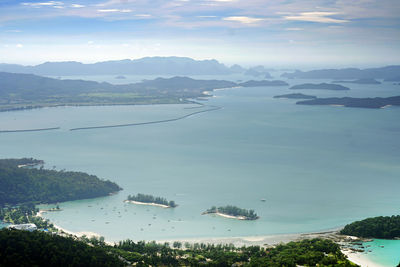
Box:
[71,4,85,8]
[223,16,264,24]
[285,27,303,31]
[98,9,132,13]
[5,30,22,33]
[22,1,64,7]
[16,44,24,48]
[284,12,349,24]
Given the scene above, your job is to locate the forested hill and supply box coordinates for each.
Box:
[0,229,124,267]
[340,215,400,239]
[0,158,122,205]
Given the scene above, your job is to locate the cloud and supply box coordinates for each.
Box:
[284,12,349,24]
[16,44,24,48]
[71,4,85,8]
[223,16,264,24]
[22,1,64,7]
[97,9,132,13]
[285,27,303,31]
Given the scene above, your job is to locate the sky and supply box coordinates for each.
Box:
[0,0,399,68]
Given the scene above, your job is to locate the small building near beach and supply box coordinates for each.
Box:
[7,223,37,232]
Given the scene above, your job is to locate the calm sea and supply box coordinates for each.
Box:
[1,74,399,265]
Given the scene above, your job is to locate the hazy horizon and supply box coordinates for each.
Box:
[0,0,399,68]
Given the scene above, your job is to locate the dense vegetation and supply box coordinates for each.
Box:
[0,158,122,205]
[0,229,124,267]
[204,205,259,220]
[127,193,177,207]
[95,238,355,266]
[340,215,400,238]
[0,229,354,267]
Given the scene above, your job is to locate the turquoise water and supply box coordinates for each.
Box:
[0,77,400,266]
[363,239,400,267]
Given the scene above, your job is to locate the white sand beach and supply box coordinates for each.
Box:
[342,249,384,267]
[124,200,171,208]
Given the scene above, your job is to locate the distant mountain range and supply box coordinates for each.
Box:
[0,57,245,76]
[281,66,400,80]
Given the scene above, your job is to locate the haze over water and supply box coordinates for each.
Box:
[1,76,399,245]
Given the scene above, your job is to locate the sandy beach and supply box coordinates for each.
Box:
[342,249,384,267]
[124,200,171,208]
[35,211,384,266]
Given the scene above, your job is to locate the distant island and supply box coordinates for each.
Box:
[273,93,317,99]
[297,96,400,109]
[332,78,381,84]
[281,65,400,80]
[290,83,350,91]
[115,75,126,79]
[340,215,400,239]
[239,80,288,87]
[0,158,122,205]
[202,205,259,220]
[0,73,236,112]
[125,193,177,208]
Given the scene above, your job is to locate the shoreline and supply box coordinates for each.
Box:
[341,249,384,267]
[124,200,171,208]
[33,212,384,266]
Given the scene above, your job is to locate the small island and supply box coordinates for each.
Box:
[202,205,259,220]
[332,78,381,84]
[125,193,177,208]
[274,93,317,99]
[290,83,350,90]
[239,80,288,87]
[297,95,400,109]
[115,75,126,79]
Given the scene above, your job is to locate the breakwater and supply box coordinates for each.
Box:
[69,106,221,131]
[0,127,60,133]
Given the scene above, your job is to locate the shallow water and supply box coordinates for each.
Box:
[1,77,399,256]
[362,239,400,267]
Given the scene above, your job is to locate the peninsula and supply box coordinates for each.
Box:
[290,83,350,90]
[202,205,259,220]
[0,158,122,205]
[297,96,400,109]
[125,193,177,208]
[273,93,317,99]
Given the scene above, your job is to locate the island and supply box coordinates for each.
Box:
[296,96,400,109]
[290,83,350,90]
[340,215,400,239]
[281,65,400,80]
[114,75,126,79]
[125,193,177,208]
[273,93,317,99]
[0,72,236,112]
[332,78,381,84]
[0,158,122,205]
[202,205,259,220]
[239,80,289,87]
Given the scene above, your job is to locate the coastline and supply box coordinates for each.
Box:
[34,212,383,267]
[124,200,171,208]
[342,249,384,267]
